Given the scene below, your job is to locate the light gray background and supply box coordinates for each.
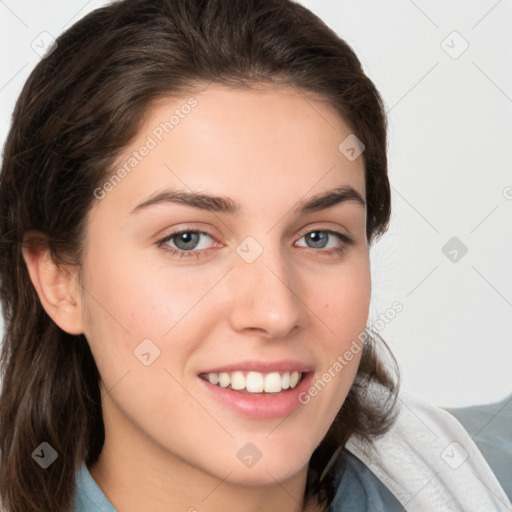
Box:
[1,0,511,407]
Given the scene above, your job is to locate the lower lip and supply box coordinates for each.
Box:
[197,372,314,419]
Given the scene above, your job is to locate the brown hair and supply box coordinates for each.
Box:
[0,0,398,510]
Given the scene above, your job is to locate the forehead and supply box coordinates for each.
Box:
[94,83,366,217]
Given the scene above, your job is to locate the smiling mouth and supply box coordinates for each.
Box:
[199,370,304,394]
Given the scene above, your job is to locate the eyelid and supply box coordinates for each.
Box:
[155,223,219,242]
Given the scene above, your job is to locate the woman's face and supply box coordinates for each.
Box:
[80,83,370,487]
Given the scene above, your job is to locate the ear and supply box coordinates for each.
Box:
[21,232,84,335]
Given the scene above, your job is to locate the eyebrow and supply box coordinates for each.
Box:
[130,185,365,216]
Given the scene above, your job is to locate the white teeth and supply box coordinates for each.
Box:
[264,372,282,393]
[218,372,230,388]
[231,371,245,390]
[202,370,303,393]
[246,371,264,392]
[208,373,219,385]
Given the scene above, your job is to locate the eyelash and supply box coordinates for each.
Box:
[156,228,355,260]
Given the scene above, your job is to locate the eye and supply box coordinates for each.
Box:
[157,228,355,260]
[295,229,354,256]
[157,230,217,259]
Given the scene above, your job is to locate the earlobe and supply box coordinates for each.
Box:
[21,234,84,335]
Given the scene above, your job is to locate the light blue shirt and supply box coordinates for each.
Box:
[73,394,512,511]
[73,464,116,512]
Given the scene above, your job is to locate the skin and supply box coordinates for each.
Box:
[23,83,370,512]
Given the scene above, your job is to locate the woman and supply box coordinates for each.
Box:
[0,0,510,511]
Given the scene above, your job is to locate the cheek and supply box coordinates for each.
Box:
[80,244,228,379]
[305,255,371,411]
[319,254,371,345]
[79,253,221,439]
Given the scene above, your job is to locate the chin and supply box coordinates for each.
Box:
[224,458,311,487]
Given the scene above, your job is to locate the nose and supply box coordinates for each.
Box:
[227,243,306,339]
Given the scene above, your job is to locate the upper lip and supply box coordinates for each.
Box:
[198,360,314,374]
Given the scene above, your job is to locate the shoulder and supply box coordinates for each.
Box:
[446,393,512,503]
[326,449,405,511]
[342,392,512,512]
